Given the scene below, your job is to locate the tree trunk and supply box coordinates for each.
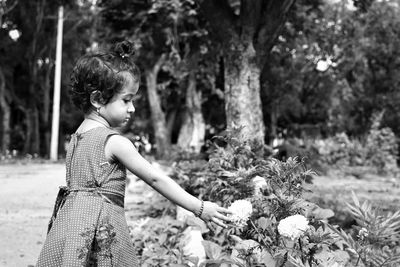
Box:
[23,106,40,155]
[270,103,278,145]
[197,0,296,146]
[32,107,40,154]
[145,56,171,158]
[224,40,265,144]
[177,71,205,153]
[23,110,32,154]
[41,61,52,156]
[0,67,11,154]
[24,61,40,155]
[22,0,45,155]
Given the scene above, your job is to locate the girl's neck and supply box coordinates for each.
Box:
[85,112,110,128]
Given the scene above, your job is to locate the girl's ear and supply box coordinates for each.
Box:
[90,90,104,108]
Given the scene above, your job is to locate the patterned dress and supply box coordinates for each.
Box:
[37,127,139,267]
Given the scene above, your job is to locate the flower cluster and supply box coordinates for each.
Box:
[277,214,309,240]
[228,199,253,227]
[357,227,369,241]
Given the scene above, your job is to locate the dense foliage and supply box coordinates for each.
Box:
[130,126,400,266]
[1,0,400,159]
[126,127,400,267]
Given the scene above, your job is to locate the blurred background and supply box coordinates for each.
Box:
[0,0,399,164]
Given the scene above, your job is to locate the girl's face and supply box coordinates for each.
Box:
[101,74,139,128]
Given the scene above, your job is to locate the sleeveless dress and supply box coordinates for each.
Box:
[37,127,139,267]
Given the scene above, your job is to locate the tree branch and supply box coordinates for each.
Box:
[255,0,296,59]
[240,0,262,40]
[153,53,167,74]
[0,0,18,25]
[196,0,238,41]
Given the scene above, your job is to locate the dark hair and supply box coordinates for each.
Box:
[69,41,141,113]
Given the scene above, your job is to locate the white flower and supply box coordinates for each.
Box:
[228,199,253,227]
[127,217,150,237]
[277,214,309,240]
[357,227,368,240]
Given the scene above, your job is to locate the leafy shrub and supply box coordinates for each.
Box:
[0,149,46,164]
[329,192,400,267]
[172,125,345,266]
[172,126,273,203]
[129,216,195,266]
[146,125,400,266]
[364,112,398,175]
[314,133,367,167]
[312,112,399,176]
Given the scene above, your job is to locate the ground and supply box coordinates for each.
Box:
[0,163,63,267]
[0,163,399,267]
[305,167,400,216]
[0,162,153,267]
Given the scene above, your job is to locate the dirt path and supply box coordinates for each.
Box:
[0,163,65,267]
[0,162,151,267]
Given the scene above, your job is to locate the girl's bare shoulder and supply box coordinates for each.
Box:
[107,134,132,148]
[104,134,135,162]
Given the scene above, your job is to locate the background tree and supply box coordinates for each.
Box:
[0,0,18,154]
[0,0,99,156]
[99,0,178,157]
[337,0,400,136]
[260,0,400,142]
[262,0,339,141]
[196,0,296,145]
[0,0,59,155]
[100,0,216,156]
[2,0,400,162]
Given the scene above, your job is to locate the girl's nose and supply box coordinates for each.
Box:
[128,103,135,113]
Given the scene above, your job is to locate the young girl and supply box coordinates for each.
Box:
[36,41,231,267]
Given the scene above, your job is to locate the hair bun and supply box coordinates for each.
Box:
[114,41,135,59]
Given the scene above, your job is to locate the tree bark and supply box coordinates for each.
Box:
[41,59,53,156]
[32,107,40,154]
[177,71,205,153]
[197,0,296,145]
[270,102,278,145]
[0,67,11,154]
[145,54,171,158]
[24,66,40,155]
[23,0,46,155]
[22,107,40,155]
[224,39,265,143]
[23,110,32,154]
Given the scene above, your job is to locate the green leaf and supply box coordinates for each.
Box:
[256,217,271,231]
[309,206,335,220]
[202,240,223,260]
[261,250,277,266]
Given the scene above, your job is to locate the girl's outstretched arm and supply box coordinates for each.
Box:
[106,135,231,228]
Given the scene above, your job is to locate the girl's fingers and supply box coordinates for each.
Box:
[217,207,233,214]
[207,221,215,232]
[212,218,226,228]
[215,213,231,222]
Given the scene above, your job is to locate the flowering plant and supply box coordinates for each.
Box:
[227,199,253,227]
[199,126,341,266]
[277,214,309,240]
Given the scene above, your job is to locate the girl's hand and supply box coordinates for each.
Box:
[199,201,232,231]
